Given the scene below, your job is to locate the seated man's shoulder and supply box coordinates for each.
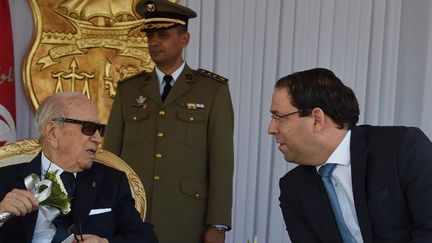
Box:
[0,163,31,195]
[0,161,30,176]
[91,162,126,179]
[358,125,427,143]
[0,162,25,170]
[280,165,311,185]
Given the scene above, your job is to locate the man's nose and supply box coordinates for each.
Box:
[148,38,155,45]
[267,118,278,135]
[91,130,103,144]
[147,35,159,46]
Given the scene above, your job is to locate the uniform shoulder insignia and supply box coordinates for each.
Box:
[117,71,149,84]
[198,68,228,83]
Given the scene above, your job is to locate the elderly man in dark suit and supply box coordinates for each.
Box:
[268,68,432,243]
[0,92,158,243]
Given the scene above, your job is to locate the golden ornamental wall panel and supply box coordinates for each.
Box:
[23,0,176,123]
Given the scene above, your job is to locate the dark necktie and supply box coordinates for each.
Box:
[161,75,173,102]
[319,164,356,243]
[51,172,76,243]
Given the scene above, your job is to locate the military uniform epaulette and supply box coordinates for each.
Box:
[117,71,149,84]
[198,69,228,84]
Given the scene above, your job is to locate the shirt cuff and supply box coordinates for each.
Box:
[210,224,228,232]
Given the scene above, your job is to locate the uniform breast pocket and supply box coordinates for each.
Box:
[124,110,150,144]
[180,179,208,200]
[175,110,207,148]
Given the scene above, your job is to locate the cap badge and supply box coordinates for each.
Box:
[145,2,156,12]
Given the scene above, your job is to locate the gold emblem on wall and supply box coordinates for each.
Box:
[23,0,176,123]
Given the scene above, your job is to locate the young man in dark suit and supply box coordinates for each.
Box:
[268,68,432,243]
[0,92,158,243]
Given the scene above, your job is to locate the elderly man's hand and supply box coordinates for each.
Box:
[202,227,225,243]
[0,189,39,220]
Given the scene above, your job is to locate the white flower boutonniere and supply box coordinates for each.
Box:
[0,170,71,222]
[38,170,71,215]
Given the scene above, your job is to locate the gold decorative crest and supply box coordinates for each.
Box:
[23,0,176,123]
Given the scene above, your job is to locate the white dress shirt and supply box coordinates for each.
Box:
[316,131,364,243]
[155,62,185,95]
[32,152,68,243]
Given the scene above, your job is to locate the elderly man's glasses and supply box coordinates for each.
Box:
[271,110,306,124]
[53,118,106,137]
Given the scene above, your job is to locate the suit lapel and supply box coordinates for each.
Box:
[304,167,342,242]
[72,164,104,227]
[17,153,42,243]
[141,71,162,106]
[162,65,194,107]
[351,127,373,243]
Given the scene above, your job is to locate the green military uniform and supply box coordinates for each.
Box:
[104,64,234,242]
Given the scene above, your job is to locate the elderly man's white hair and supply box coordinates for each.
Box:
[34,92,88,139]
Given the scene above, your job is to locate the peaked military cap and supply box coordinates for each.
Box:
[136,0,197,31]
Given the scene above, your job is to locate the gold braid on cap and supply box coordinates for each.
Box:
[144,17,186,26]
[144,22,176,29]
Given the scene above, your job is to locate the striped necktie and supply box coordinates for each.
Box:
[319,164,356,243]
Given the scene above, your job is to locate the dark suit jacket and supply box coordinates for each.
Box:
[0,153,158,243]
[280,125,432,243]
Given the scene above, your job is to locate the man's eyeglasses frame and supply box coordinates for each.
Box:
[53,118,106,137]
[271,109,310,124]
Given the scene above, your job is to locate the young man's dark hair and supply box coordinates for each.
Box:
[275,68,359,129]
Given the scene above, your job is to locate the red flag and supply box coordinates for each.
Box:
[0,0,16,146]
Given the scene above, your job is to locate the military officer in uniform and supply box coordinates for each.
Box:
[104,0,234,242]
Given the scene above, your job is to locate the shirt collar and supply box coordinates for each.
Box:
[155,62,186,88]
[316,130,351,170]
[41,151,76,178]
[326,130,351,166]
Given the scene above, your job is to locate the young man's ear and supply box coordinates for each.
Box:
[311,108,326,132]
